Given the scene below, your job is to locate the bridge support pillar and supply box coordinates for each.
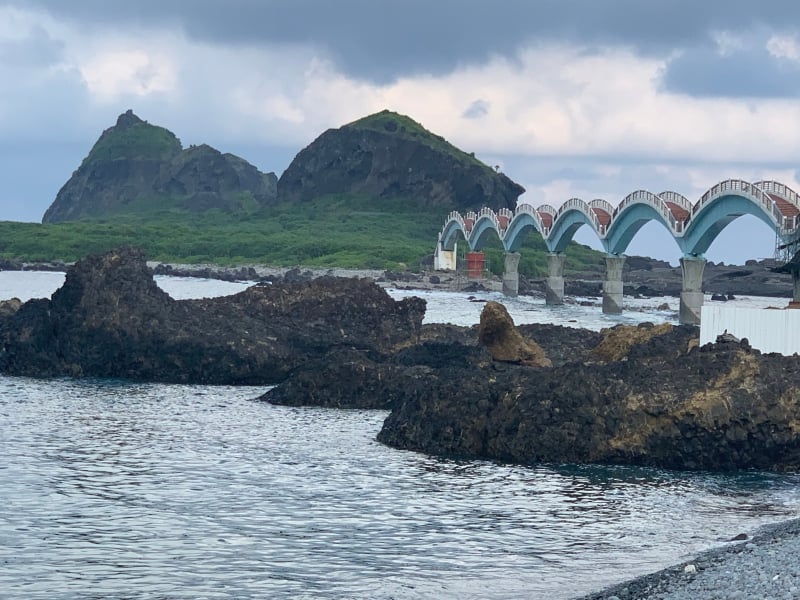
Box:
[545,252,566,305]
[679,256,706,325]
[603,255,626,314]
[433,242,457,271]
[502,252,521,297]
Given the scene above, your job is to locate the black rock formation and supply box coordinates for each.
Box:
[376,314,800,472]
[0,247,425,384]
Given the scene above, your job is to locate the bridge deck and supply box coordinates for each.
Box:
[769,194,800,217]
[665,201,690,222]
[538,211,553,229]
[592,207,611,226]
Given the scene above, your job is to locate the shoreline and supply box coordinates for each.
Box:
[575,517,800,599]
[3,255,793,299]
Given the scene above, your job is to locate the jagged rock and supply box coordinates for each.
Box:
[278,109,525,211]
[0,298,21,317]
[717,331,741,343]
[478,301,551,367]
[590,322,675,363]
[0,247,425,384]
[42,110,277,222]
[377,325,800,471]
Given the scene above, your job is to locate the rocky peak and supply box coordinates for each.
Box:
[42,112,278,222]
[115,109,144,130]
[278,109,525,211]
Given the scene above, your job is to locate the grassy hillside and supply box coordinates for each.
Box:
[348,110,487,168]
[0,195,605,274]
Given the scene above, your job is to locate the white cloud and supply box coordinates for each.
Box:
[79,50,177,101]
[766,33,800,61]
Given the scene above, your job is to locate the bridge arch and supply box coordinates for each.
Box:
[438,211,469,251]
[681,181,783,255]
[546,198,605,253]
[604,193,683,255]
[504,204,547,252]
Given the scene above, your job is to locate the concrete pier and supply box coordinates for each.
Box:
[433,243,457,271]
[545,253,566,305]
[603,255,626,314]
[502,252,521,297]
[679,256,707,325]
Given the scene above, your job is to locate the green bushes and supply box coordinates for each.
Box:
[0,195,606,274]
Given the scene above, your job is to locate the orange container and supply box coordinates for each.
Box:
[466,252,485,279]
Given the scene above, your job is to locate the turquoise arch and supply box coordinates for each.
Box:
[436,182,795,260]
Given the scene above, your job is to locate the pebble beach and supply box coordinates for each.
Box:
[577,518,800,600]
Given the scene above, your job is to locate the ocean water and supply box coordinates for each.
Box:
[1,271,798,599]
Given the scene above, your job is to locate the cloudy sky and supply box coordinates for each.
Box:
[2,0,800,265]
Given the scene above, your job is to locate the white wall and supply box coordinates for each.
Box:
[700,305,800,356]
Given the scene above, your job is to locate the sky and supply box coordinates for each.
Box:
[2,1,800,265]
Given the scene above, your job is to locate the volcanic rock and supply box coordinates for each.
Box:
[0,247,425,384]
[377,321,800,471]
[42,110,277,222]
[478,301,551,367]
[278,109,525,211]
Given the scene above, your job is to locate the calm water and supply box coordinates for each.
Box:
[1,271,798,599]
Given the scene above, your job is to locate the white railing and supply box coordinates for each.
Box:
[614,190,679,232]
[439,179,800,249]
[513,203,548,235]
[696,179,779,230]
[556,197,603,235]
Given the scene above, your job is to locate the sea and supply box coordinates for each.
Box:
[0,271,797,599]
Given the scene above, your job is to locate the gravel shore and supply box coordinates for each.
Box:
[576,518,800,600]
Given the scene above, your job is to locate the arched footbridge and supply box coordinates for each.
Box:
[434,179,800,324]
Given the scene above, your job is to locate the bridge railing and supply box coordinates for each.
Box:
[658,190,693,211]
[514,203,549,236]
[588,198,615,214]
[439,210,467,243]
[754,181,800,231]
[754,180,800,209]
[556,197,604,235]
[698,179,780,229]
[614,190,679,233]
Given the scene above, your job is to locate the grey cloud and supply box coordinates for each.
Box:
[661,39,800,97]
[8,0,800,83]
[0,24,64,69]
[462,99,489,119]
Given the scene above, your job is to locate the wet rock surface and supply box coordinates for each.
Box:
[0,247,425,384]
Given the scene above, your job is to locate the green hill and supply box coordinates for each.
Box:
[6,110,607,276]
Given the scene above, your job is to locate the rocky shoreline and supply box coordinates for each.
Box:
[3,253,793,299]
[575,517,800,600]
[3,247,800,472]
[149,255,796,299]
[4,247,800,598]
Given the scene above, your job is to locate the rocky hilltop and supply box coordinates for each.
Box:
[278,110,525,211]
[42,110,278,222]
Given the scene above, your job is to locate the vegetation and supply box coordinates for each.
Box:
[82,122,181,166]
[0,194,605,274]
[348,110,487,169]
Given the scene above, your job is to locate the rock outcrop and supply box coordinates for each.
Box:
[0,247,425,384]
[477,301,551,366]
[377,316,800,471]
[278,110,525,211]
[42,110,277,222]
